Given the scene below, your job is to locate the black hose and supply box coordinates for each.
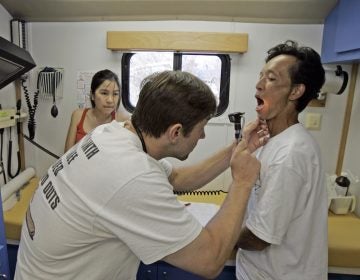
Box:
[7,126,21,179]
[21,78,38,140]
[0,124,6,184]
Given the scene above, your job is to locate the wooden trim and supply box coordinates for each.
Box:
[107,31,248,53]
[335,63,358,176]
[308,96,326,107]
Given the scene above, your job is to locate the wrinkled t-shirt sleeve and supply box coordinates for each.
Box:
[96,170,202,264]
[159,159,173,177]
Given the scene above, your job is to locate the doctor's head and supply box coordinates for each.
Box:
[132,70,216,138]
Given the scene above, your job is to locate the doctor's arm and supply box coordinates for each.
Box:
[163,140,260,279]
[169,143,234,192]
[169,118,268,192]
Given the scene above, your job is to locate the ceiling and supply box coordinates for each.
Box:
[0,0,338,24]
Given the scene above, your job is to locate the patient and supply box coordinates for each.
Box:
[236,40,328,280]
[64,69,128,152]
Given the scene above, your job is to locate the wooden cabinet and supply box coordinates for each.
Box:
[137,261,236,280]
[321,0,360,63]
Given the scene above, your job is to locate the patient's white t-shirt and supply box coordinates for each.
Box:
[236,124,328,280]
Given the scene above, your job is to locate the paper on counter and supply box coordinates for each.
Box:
[183,202,219,226]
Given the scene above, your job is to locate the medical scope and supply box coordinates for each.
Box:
[228,112,245,142]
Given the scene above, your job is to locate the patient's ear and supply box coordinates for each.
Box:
[289,84,305,101]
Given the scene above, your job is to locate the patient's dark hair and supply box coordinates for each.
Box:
[266,40,325,112]
[132,70,216,138]
[90,69,121,109]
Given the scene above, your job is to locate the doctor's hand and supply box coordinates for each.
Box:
[230,140,260,189]
[242,118,269,154]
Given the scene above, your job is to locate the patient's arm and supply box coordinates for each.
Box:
[237,226,270,251]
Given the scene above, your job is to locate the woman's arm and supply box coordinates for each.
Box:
[64,109,82,153]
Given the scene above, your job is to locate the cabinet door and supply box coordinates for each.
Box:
[322,0,360,63]
[157,262,203,280]
[214,266,236,280]
[334,0,360,53]
[0,246,9,279]
[157,262,236,280]
[0,193,10,279]
[137,262,157,280]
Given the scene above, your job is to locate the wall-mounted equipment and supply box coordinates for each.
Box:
[37,67,64,118]
[0,36,36,90]
[318,65,349,100]
[228,112,245,142]
[9,19,39,140]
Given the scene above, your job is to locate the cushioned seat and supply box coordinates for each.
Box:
[3,177,39,241]
[328,212,360,268]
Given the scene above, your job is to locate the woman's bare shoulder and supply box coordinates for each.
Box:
[71,108,87,121]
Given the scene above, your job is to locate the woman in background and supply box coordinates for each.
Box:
[64,69,128,152]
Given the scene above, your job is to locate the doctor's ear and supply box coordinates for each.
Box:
[289,84,305,101]
[168,124,183,142]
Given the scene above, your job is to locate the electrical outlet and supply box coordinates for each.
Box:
[305,113,322,130]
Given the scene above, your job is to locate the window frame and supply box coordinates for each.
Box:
[121,52,231,116]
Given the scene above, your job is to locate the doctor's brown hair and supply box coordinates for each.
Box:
[132,70,216,138]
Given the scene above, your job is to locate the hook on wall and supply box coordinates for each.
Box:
[334,65,349,95]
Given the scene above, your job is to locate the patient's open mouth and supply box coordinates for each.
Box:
[256,97,263,105]
[256,96,264,111]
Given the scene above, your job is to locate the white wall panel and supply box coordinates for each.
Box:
[0,10,355,189]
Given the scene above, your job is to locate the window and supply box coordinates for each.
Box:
[121,52,230,116]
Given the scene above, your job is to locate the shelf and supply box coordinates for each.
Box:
[0,109,27,129]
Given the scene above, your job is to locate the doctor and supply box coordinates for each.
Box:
[15,70,268,280]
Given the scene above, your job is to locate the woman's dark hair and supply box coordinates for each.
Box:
[132,70,216,138]
[266,40,325,112]
[90,69,121,108]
